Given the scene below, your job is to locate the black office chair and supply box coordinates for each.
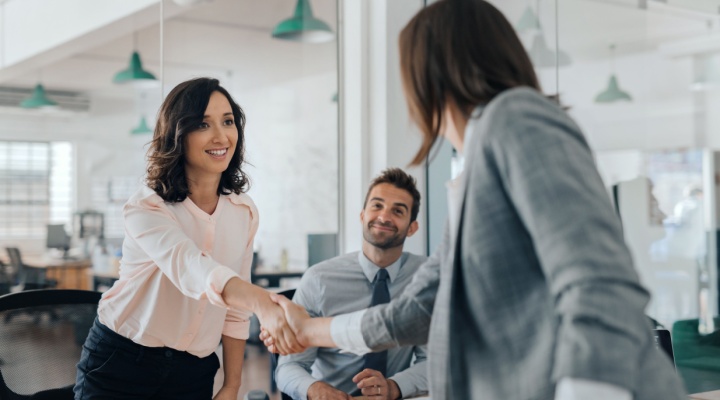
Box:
[0,289,102,399]
[5,248,57,292]
[267,289,296,400]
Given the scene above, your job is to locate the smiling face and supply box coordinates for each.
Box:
[183,91,238,182]
[361,183,419,250]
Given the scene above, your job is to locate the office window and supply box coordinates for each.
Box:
[91,176,138,239]
[0,141,74,239]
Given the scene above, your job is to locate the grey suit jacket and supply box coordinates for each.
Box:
[361,87,686,400]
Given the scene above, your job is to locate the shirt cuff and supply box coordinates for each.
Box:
[205,265,241,309]
[389,377,410,400]
[555,377,632,400]
[222,318,251,340]
[330,309,371,355]
[295,377,319,400]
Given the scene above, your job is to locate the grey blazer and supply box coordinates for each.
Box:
[361,88,686,400]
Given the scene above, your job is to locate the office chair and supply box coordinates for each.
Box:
[0,289,102,399]
[267,289,296,400]
[5,248,57,292]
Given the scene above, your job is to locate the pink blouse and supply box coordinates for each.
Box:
[97,185,258,358]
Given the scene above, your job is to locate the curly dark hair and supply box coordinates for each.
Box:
[145,77,250,202]
[363,168,421,222]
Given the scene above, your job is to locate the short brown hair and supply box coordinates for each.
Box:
[363,168,421,222]
[399,0,541,165]
[146,77,250,202]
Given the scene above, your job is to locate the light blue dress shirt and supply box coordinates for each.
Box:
[276,251,428,400]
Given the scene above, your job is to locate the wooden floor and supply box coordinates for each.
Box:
[0,312,280,400]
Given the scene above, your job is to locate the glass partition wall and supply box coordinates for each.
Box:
[489,0,720,393]
[0,0,339,273]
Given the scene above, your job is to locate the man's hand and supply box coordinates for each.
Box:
[213,385,240,400]
[307,381,352,400]
[255,298,305,355]
[352,369,401,400]
[260,294,312,352]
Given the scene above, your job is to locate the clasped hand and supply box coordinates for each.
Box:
[259,293,310,354]
[256,293,307,355]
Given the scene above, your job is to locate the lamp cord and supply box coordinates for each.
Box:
[160,0,165,96]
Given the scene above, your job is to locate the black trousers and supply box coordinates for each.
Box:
[73,318,220,400]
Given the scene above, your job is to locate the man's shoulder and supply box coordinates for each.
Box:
[303,252,359,278]
[402,252,428,270]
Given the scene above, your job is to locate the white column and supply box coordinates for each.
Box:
[338,0,426,255]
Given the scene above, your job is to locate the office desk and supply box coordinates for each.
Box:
[251,269,304,288]
[22,256,93,290]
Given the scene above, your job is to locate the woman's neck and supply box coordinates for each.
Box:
[187,174,221,214]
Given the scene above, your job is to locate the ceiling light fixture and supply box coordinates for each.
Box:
[528,33,571,68]
[20,83,58,109]
[113,32,158,88]
[595,44,633,103]
[131,115,153,135]
[272,0,334,43]
[515,3,541,33]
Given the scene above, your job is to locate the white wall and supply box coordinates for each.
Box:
[239,71,338,269]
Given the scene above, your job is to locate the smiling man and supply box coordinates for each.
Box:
[275,168,428,400]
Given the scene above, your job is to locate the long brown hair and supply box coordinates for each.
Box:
[400,0,541,165]
[146,77,250,202]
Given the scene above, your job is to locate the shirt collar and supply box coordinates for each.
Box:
[462,105,484,157]
[357,251,404,284]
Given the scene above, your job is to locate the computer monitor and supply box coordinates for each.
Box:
[46,224,71,258]
[308,233,338,267]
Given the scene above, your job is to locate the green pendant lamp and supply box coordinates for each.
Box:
[131,115,153,135]
[113,51,158,88]
[20,84,58,109]
[272,0,334,43]
[528,33,571,68]
[595,75,632,103]
[515,4,540,33]
[595,45,632,103]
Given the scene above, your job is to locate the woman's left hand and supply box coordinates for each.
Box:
[213,385,240,400]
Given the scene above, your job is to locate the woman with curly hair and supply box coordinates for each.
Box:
[74,77,302,400]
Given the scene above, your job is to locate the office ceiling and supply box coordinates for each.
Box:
[2,0,719,101]
[2,0,338,98]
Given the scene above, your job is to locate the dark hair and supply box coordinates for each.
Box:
[363,168,421,222]
[399,0,541,165]
[146,77,250,202]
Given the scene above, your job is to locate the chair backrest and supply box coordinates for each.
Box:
[5,248,22,271]
[0,289,102,399]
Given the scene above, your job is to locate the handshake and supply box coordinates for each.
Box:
[256,292,313,355]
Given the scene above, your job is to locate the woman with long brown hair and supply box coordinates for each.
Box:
[262,1,685,399]
[74,78,302,400]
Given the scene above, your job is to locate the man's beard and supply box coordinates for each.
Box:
[363,221,409,250]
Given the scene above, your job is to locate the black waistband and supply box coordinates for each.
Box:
[92,317,202,360]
